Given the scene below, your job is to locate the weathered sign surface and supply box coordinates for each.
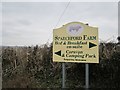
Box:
[53,22,99,63]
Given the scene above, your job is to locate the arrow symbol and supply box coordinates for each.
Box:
[89,42,97,48]
[55,50,61,56]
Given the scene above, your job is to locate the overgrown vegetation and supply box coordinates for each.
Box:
[1,42,120,88]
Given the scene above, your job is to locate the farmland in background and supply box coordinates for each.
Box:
[1,42,120,88]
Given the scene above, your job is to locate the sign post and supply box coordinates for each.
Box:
[62,62,66,88]
[53,22,99,88]
[85,64,89,89]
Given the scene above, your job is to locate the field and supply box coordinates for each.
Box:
[1,42,120,89]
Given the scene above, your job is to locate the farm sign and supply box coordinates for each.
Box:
[53,22,99,63]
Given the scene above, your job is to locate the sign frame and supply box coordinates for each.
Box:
[53,22,99,63]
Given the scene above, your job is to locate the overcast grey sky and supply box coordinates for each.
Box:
[1,2,118,46]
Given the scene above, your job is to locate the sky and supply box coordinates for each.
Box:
[1,1,119,46]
